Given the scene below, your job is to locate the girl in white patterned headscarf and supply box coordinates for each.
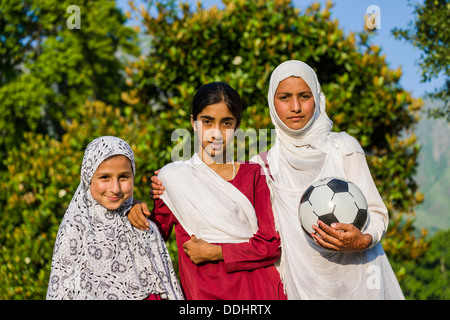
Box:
[47,136,183,300]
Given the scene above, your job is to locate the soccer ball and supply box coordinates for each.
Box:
[298,177,368,237]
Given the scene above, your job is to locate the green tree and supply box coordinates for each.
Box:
[0,0,138,156]
[393,0,450,120]
[0,0,140,299]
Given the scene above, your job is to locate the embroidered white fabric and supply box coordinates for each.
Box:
[47,136,183,300]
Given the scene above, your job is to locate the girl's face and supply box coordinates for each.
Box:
[90,155,134,210]
[191,101,238,163]
[274,76,315,130]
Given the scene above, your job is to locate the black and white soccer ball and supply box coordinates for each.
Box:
[298,177,368,237]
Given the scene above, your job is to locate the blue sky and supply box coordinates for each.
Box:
[118,0,445,98]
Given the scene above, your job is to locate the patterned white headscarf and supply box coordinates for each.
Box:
[47,136,183,300]
[158,153,259,244]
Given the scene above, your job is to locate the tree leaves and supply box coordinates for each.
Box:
[393,0,450,121]
[0,0,434,299]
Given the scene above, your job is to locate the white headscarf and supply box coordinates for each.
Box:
[268,60,333,150]
[158,153,259,244]
[253,60,404,300]
[47,136,183,300]
[266,60,346,190]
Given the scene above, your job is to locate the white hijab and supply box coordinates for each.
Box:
[47,136,183,300]
[254,60,404,300]
[268,60,333,150]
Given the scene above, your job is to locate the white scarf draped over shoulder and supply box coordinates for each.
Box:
[47,136,183,300]
[158,154,259,244]
[253,60,404,300]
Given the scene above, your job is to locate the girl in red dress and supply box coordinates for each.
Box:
[128,82,286,300]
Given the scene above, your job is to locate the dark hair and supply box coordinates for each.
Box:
[191,82,243,127]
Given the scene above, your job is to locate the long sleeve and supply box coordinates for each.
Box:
[343,152,388,248]
[221,165,281,273]
[150,199,176,242]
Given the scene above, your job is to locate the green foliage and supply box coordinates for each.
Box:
[414,98,450,233]
[0,101,173,299]
[393,0,450,121]
[0,0,441,299]
[391,229,450,300]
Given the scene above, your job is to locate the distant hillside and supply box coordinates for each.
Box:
[413,98,450,234]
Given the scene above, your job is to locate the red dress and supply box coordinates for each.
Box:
[150,163,286,300]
